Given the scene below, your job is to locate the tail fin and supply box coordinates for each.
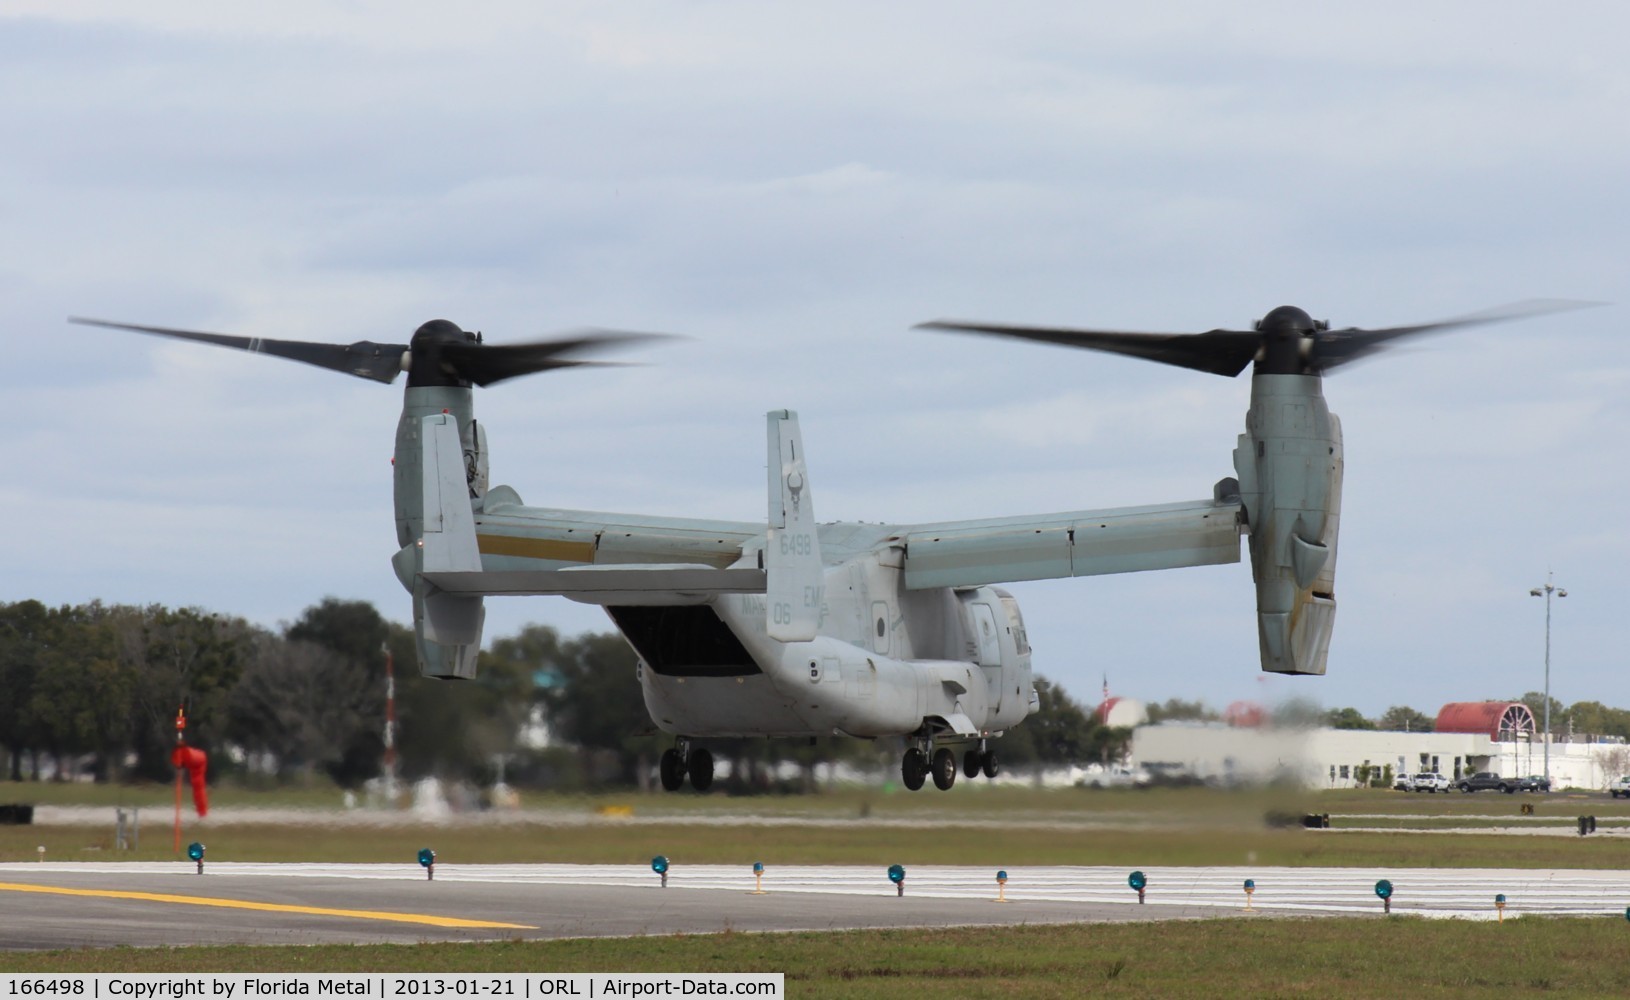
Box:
[765,409,824,641]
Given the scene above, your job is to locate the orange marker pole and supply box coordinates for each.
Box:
[173,707,186,854]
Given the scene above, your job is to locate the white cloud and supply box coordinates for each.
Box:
[3,0,1628,716]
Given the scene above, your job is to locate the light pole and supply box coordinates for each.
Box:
[1529,574,1567,785]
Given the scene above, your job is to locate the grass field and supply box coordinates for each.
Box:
[5,782,1627,868]
[4,918,1630,997]
[6,781,1630,994]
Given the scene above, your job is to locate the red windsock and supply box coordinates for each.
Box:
[170,745,210,817]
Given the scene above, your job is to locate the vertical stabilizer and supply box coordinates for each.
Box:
[765,409,824,641]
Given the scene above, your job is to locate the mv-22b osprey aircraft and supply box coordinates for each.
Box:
[76,300,1571,792]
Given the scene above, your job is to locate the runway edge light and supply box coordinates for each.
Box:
[1374,879,1393,914]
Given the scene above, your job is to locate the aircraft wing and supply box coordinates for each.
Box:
[422,563,765,604]
[397,483,766,606]
[471,485,762,568]
[899,495,1243,590]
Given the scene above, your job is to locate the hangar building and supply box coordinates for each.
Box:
[1130,700,1627,790]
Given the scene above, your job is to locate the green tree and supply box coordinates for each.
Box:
[1325,707,1376,730]
[394,621,544,784]
[537,630,663,788]
[116,605,248,781]
[280,599,393,786]
[0,600,51,780]
[227,630,375,784]
[1378,705,1434,732]
[1146,698,1217,724]
[1272,697,1325,728]
[29,605,135,782]
[1001,675,1096,766]
[1515,691,1564,734]
[1563,701,1630,741]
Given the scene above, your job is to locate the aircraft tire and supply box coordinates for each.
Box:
[932,748,957,791]
[963,750,982,779]
[981,750,1000,779]
[689,748,714,792]
[902,749,927,791]
[659,749,685,792]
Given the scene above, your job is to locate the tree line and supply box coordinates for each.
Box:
[0,597,1128,791]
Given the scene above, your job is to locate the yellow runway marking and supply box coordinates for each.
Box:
[0,881,534,930]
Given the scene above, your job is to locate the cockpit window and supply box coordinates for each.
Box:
[999,596,1030,655]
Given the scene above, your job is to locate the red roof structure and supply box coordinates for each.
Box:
[1434,702,1535,740]
[1223,700,1265,729]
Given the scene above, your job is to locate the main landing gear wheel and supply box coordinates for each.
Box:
[659,749,685,792]
[963,750,982,779]
[982,750,1000,778]
[901,748,927,791]
[689,748,714,792]
[932,748,957,791]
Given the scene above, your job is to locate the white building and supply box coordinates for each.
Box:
[1132,700,1627,791]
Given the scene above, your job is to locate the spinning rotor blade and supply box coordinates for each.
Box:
[916,319,1261,377]
[70,317,408,383]
[437,330,670,387]
[1311,299,1597,373]
[73,317,673,388]
[919,299,1598,377]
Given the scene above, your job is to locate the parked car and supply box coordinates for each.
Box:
[1456,771,1517,793]
[1413,773,1451,793]
[1393,772,1414,791]
[1515,775,1552,793]
[1610,776,1630,798]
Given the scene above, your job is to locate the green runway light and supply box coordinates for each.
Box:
[187,842,204,862]
[1375,879,1394,913]
[887,864,906,897]
[417,848,435,868]
[1128,871,1146,891]
[651,855,669,875]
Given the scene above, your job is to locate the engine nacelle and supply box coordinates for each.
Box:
[392,396,487,680]
[1232,374,1343,675]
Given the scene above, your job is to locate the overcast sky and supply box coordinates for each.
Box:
[3,2,1625,721]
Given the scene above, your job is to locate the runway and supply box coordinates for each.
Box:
[4,862,1628,950]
